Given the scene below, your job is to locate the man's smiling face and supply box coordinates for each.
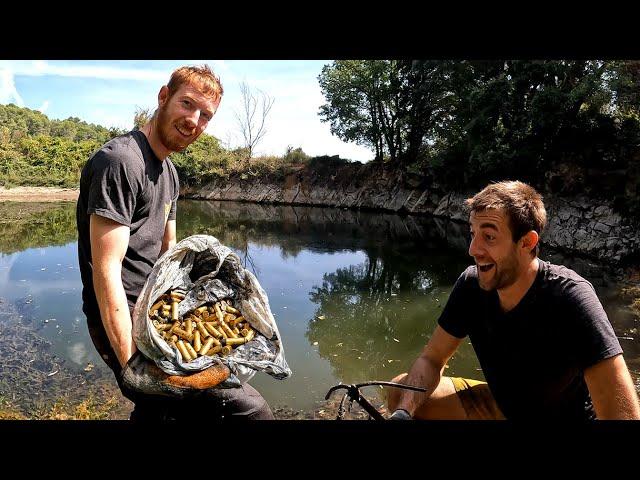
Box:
[468,208,522,291]
[155,83,220,153]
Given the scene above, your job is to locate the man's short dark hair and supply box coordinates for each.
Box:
[465,181,547,255]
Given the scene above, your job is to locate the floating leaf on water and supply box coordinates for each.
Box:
[84,363,94,372]
[393,338,400,343]
[336,342,343,347]
[332,354,338,357]
[316,315,325,320]
[47,370,59,377]
[444,365,449,369]
[313,341,318,346]
[357,356,362,360]
[387,359,394,363]
[318,409,325,414]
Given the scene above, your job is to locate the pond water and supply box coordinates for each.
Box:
[0,200,637,416]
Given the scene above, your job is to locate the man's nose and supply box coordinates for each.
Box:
[184,110,200,128]
[468,235,482,258]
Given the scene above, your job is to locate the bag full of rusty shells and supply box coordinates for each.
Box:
[132,235,291,386]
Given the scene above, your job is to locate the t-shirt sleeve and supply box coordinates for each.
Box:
[167,161,179,222]
[86,148,143,227]
[566,280,623,370]
[437,270,471,339]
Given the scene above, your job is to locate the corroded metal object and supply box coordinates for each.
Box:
[148,292,257,362]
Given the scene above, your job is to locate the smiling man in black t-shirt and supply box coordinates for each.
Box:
[385,180,640,420]
[76,65,273,421]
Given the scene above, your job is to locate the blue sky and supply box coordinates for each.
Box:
[0,60,373,162]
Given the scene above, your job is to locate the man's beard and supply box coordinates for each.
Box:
[477,251,520,291]
[156,105,193,153]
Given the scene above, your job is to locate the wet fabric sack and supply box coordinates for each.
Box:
[131,234,291,389]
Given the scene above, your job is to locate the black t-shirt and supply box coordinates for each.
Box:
[438,260,623,420]
[76,130,179,322]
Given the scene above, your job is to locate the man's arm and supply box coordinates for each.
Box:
[90,214,136,369]
[584,354,640,419]
[394,325,462,416]
[159,219,176,257]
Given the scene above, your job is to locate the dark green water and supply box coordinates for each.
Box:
[0,200,637,415]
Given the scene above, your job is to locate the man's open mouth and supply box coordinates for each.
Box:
[478,263,495,273]
[175,126,192,137]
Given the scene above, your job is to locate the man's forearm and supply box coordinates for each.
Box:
[159,238,175,257]
[395,355,443,415]
[93,264,136,369]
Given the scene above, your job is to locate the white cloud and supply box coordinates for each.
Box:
[0,67,24,106]
[68,342,88,365]
[37,100,50,113]
[2,60,169,81]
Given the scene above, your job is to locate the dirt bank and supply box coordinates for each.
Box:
[0,186,79,202]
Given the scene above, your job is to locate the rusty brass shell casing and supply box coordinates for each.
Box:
[184,342,198,360]
[221,345,232,356]
[151,299,165,312]
[240,328,250,337]
[170,292,185,301]
[245,329,255,342]
[206,345,222,356]
[173,327,194,342]
[176,340,192,362]
[223,313,236,324]
[162,304,171,312]
[204,323,222,338]
[214,304,224,322]
[195,306,208,315]
[224,337,247,346]
[229,316,245,327]
[199,337,215,356]
[171,302,179,321]
[185,318,193,336]
[157,323,173,331]
[171,334,178,343]
[232,327,240,336]
[196,321,210,339]
[169,320,181,333]
[220,323,237,339]
[201,310,210,320]
[193,330,202,352]
[225,305,240,315]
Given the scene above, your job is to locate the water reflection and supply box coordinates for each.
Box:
[0,199,637,416]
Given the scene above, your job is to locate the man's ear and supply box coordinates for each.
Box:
[521,230,539,254]
[158,86,169,107]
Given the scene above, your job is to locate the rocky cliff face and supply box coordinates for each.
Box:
[183,162,640,264]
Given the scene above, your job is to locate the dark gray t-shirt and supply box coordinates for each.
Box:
[76,130,179,321]
[438,260,623,419]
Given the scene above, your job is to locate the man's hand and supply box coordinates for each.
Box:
[389,409,413,420]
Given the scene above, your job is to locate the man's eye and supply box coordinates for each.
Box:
[182,100,191,107]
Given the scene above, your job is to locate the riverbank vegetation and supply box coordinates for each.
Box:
[319,60,640,214]
[2,60,640,213]
[0,103,344,190]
